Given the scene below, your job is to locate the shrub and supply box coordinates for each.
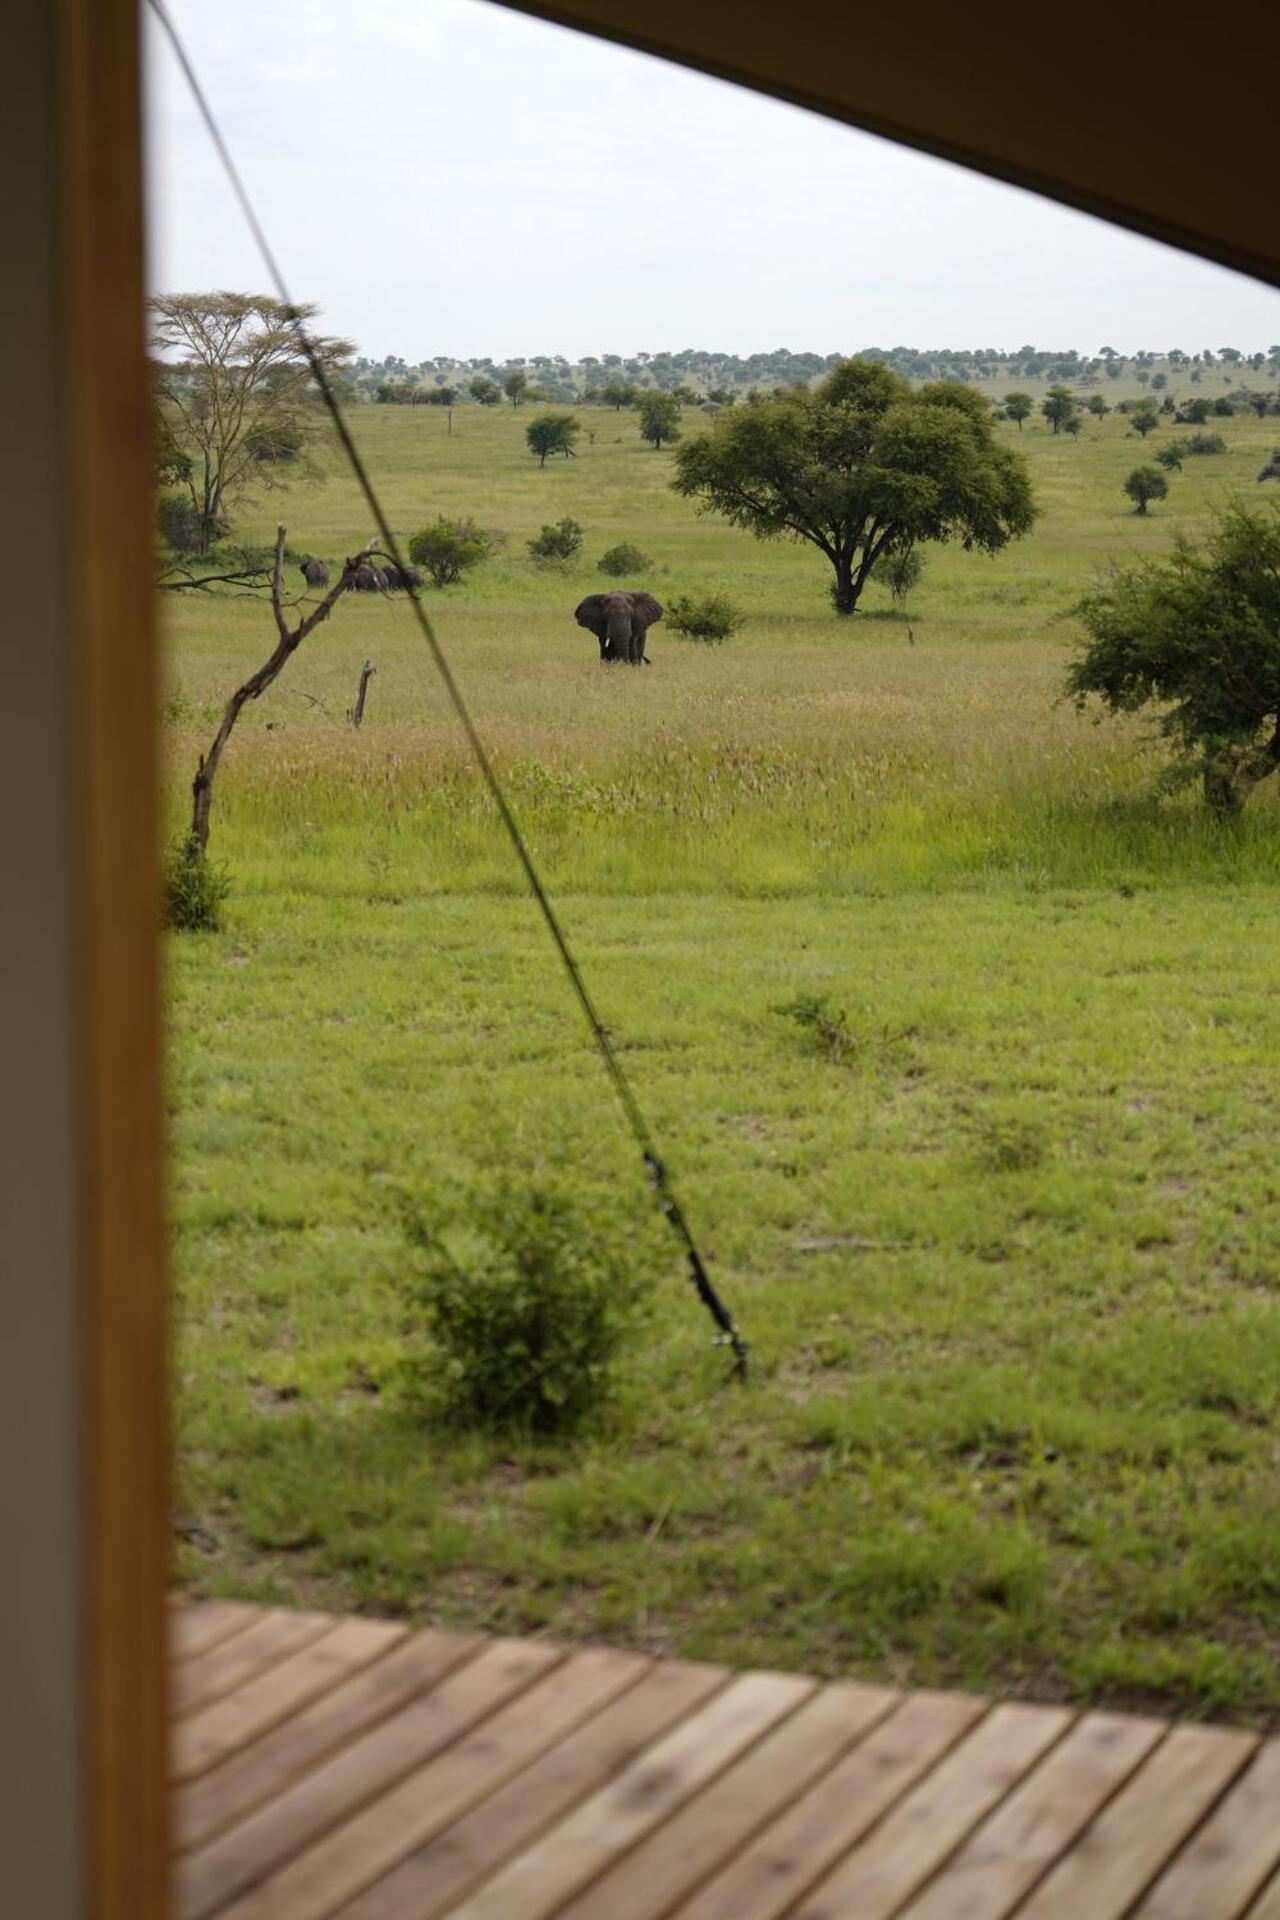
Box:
[403,1179,655,1436]
[525,412,580,466]
[1155,440,1189,472]
[156,492,217,554]
[597,542,654,577]
[665,592,744,642]
[407,518,494,588]
[527,517,584,564]
[871,542,927,605]
[1186,433,1227,456]
[164,836,230,932]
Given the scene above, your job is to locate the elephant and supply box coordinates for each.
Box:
[353,563,383,591]
[381,564,404,588]
[574,590,663,665]
[299,557,328,588]
[400,565,425,590]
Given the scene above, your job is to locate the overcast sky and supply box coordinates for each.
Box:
[145,0,1280,365]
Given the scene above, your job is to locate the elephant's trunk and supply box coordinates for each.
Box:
[606,612,631,660]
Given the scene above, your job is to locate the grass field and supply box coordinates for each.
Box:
[169,393,1280,1724]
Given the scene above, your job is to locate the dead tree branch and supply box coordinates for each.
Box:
[187,524,375,856]
[348,660,376,728]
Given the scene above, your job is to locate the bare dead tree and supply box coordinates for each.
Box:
[187,524,375,856]
[347,660,376,729]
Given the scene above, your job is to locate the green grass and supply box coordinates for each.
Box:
[169,398,1280,1724]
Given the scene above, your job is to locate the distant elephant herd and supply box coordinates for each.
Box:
[299,562,662,665]
[298,557,424,592]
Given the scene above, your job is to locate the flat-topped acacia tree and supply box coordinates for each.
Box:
[671,360,1036,616]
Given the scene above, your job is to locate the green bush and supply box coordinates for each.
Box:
[164,837,230,932]
[870,542,926,605]
[403,1179,656,1436]
[666,592,744,643]
[597,542,654,577]
[407,518,495,588]
[1186,433,1228,456]
[527,517,584,564]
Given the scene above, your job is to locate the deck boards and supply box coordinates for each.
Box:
[172,1602,1280,1920]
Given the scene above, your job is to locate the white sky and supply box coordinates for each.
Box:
[145,0,1280,365]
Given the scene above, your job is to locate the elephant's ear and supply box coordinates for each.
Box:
[632,592,663,624]
[574,595,607,633]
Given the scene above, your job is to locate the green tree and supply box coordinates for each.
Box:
[638,393,683,450]
[600,381,635,410]
[1124,466,1169,514]
[672,362,1036,616]
[1086,394,1111,419]
[1155,439,1189,471]
[1180,396,1212,425]
[1068,502,1280,814]
[407,518,493,587]
[469,375,501,406]
[524,412,581,466]
[503,370,529,407]
[1041,386,1079,433]
[870,541,926,606]
[527,517,584,562]
[1129,400,1160,438]
[1002,391,1033,429]
[150,292,352,554]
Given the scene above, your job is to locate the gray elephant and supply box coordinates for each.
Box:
[353,563,383,591]
[381,564,404,589]
[400,565,425,590]
[299,557,328,588]
[574,590,663,664]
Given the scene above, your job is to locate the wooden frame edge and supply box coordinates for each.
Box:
[58,0,171,1913]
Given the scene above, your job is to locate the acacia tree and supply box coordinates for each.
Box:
[525,412,581,466]
[1041,386,1079,433]
[672,361,1035,616]
[1002,391,1033,429]
[638,393,682,449]
[1124,466,1169,514]
[1068,502,1280,814]
[150,293,352,555]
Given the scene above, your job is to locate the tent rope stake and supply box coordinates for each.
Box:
[147,0,747,1379]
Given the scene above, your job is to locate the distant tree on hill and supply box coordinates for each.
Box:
[525,412,581,466]
[599,381,635,409]
[1086,394,1110,418]
[503,370,529,407]
[1002,392,1033,429]
[1178,396,1212,424]
[638,393,682,449]
[1041,386,1079,433]
[1124,466,1168,514]
[672,361,1035,616]
[469,375,501,406]
[1128,400,1160,438]
[150,291,351,554]
[1069,503,1280,814]
[1063,413,1083,438]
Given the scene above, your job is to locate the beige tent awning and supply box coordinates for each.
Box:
[504,1,1277,291]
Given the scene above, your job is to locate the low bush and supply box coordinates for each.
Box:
[527,517,584,564]
[597,542,654,578]
[402,1178,656,1436]
[408,518,497,588]
[665,592,744,643]
[870,543,927,605]
[1186,433,1227,456]
[164,836,230,932]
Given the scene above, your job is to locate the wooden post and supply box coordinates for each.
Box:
[348,660,377,728]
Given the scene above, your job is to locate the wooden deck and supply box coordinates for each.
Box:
[173,1600,1280,1919]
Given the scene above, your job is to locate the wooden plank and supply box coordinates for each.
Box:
[174,1610,335,1718]
[792,1701,1072,1920]
[900,1710,1164,1920]
[333,1659,729,1920]
[668,1690,989,1920]
[176,1628,481,1853]
[1133,1740,1280,1920]
[217,1646,650,1920]
[179,1637,562,1920]
[1017,1724,1259,1920]
[175,1619,408,1782]
[57,0,168,1914]
[555,1681,901,1920]
[173,1604,263,1665]
[445,1668,816,1920]
[1245,1866,1280,1918]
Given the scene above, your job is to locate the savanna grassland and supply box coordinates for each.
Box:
[168,386,1280,1724]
